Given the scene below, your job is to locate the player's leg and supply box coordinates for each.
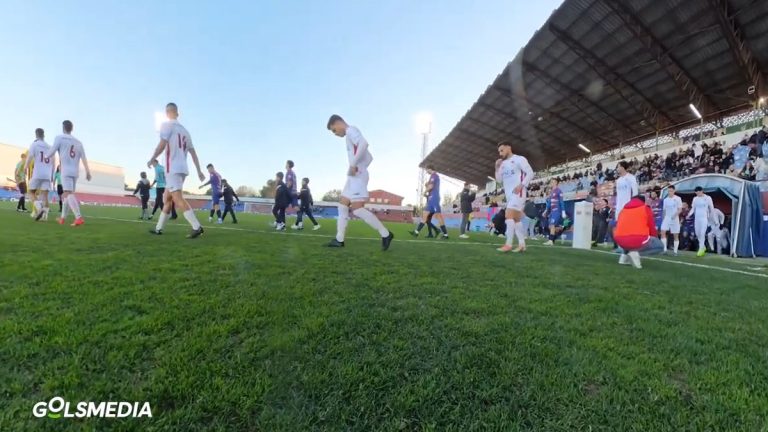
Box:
[152,187,164,216]
[659,230,668,253]
[173,190,204,236]
[215,198,222,222]
[512,210,526,251]
[151,189,173,233]
[426,212,439,237]
[230,203,238,224]
[672,233,680,254]
[412,210,431,236]
[435,212,448,238]
[498,208,516,252]
[695,219,707,256]
[349,200,393,250]
[306,208,319,228]
[329,197,350,246]
[459,213,468,237]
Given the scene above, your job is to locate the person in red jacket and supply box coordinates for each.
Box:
[613,195,664,269]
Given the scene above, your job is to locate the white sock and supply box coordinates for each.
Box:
[336,205,349,242]
[156,212,169,231]
[662,238,667,252]
[698,237,706,251]
[61,199,69,219]
[183,209,201,230]
[353,208,389,237]
[673,240,679,253]
[514,219,526,247]
[68,195,81,218]
[34,200,42,212]
[505,219,515,247]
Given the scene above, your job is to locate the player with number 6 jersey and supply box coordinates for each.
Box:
[23,128,54,221]
[46,120,92,227]
[147,102,206,238]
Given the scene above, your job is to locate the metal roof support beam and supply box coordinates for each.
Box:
[475,102,548,143]
[708,0,764,98]
[491,87,616,149]
[549,24,675,127]
[604,0,719,115]
[523,61,641,137]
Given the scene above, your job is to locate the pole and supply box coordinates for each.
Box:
[417,123,432,212]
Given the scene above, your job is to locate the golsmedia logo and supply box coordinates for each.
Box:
[33,397,152,419]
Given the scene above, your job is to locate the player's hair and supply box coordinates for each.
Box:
[668,185,675,190]
[426,165,435,171]
[497,140,513,149]
[140,171,146,177]
[276,171,284,180]
[287,160,294,168]
[206,163,214,169]
[221,179,227,184]
[551,178,559,184]
[634,194,646,203]
[35,128,44,138]
[302,177,309,183]
[152,159,158,165]
[617,160,630,170]
[327,114,344,129]
[602,198,609,205]
[694,186,703,192]
[166,102,178,111]
[62,120,73,133]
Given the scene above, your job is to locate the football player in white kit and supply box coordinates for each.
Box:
[707,207,726,255]
[325,115,394,251]
[613,161,638,251]
[46,121,92,226]
[494,141,534,253]
[23,128,55,222]
[659,185,683,255]
[686,186,715,257]
[147,103,206,238]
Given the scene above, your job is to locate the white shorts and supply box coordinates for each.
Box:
[342,170,369,202]
[28,178,51,191]
[166,173,187,193]
[62,176,77,192]
[660,217,680,234]
[505,191,527,212]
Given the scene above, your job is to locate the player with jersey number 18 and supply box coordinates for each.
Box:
[45,121,92,227]
[147,103,206,239]
[23,128,55,222]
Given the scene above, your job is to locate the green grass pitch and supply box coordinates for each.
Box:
[1,202,767,431]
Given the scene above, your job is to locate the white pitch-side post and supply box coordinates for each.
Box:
[572,201,594,250]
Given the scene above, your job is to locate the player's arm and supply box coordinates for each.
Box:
[494,159,503,182]
[188,147,205,182]
[631,178,639,197]
[233,190,240,202]
[557,191,566,218]
[148,138,168,168]
[44,139,59,160]
[22,145,34,175]
[513,158,534,194]
[686,200,695,219]
[132,182,141,196]
[80,146,92,181]
[348,129,369,171]
[199,179,211,189]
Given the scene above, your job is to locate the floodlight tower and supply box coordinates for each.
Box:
[415,113,433,211]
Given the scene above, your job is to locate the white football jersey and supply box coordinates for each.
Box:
[50,134,86,178]
[28,139,54,180]
[710,208,725,226]
[160,120,194,176]
[662,195,683,219]
[345,126,372,172]
[615,173,639,215]
[691,195,714,218]
[498,155,533,195]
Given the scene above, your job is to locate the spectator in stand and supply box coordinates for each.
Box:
[739,160,756,181]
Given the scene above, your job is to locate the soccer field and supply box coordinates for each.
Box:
[2,202,767,431]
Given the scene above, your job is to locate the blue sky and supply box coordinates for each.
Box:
[1,0,561,203]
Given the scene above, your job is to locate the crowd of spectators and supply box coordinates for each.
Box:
[522,127,768,200]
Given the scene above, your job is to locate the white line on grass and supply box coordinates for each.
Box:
[86,214,768,279]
